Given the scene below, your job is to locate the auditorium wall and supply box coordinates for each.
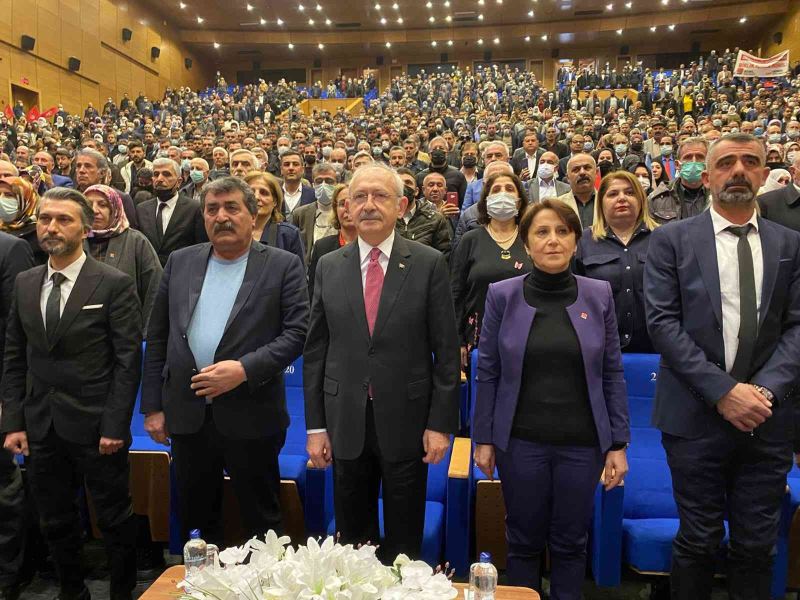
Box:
[759,0,800,60]
[0,0,212,115]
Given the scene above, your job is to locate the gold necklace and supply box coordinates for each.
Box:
[487,224,518,259]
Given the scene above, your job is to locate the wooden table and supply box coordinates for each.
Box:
[140,565,540,600]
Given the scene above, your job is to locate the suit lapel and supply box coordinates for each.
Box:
[163,195,191,243]
[50,258,103,349]
[182,244,213,332]
[140,201,157,246]
[222,243,265,335]
[23,267,48,345]
[690,211,723,326]
[342,243,371,344]
[373,235,412,339]
[757,217,779,330]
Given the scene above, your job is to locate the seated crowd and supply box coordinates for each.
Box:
[0,48,800,600]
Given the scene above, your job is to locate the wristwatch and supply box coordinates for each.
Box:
[753,385,776,403]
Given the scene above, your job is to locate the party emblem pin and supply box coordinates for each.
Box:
[399,263,405,269]
[580,312,588,320]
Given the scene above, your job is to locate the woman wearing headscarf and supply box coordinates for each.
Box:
[0,175,45,264]
[84,184,162,331]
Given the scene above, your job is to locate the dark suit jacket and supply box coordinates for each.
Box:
[51,174,74,188]
[0,232,34,364]
[510,148,544,178]
[758,184,800,233]
[289,201,322,263]
[304,235,460,461]
[281,185,316,217]
[258,221,306,267]
[473,274,629,452]
[644,210,800,442]
[141,242,309,440]
[135,193,208,267]
[307,234,343,301]
[0,256,142,444]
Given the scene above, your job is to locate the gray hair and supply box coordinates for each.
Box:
[483,140,509,158]
[39,187,95,229]
[348,162,404,205]
[199,176,258,216]
[352,150,374,165]
[677,136,709,160]
[312,162,337,179]
[76,149,109,175]
[230,148,259,169]
[212,146,228,156]
[152,157,180,177]
[707,133,765,167]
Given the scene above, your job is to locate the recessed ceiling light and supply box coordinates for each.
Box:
[429,15,435,21]
[444,0,450,5]
[288,42,294,49]
[426,1,432,7]
[374,2,381,8]
[541,34,547,40]
[431,40,437,46]
[316,3,323,10]
[496,0,502,4]
[493,36,500,43]
[478,13,484,19]
[605,3,613,9]
[661,0,668,4]
[477,0,484,4]
[396,16,403,23]
[259,17,266,24]
[246,3,253,10]
[298,3,304,10]
[739,16,747,23]
[668,23,675,30]
[213,42,220,48]
[380,17,387,23]
[325,17,331,24]
[179,1,186,8]
[445,15,452,21]
[276,17,284,24]
[650,25,656,31]
[196,15,203,23]
[524,35,530,41]
[447,39,453,45]
[308,18,314,24]
[318,42,324,49]
[528,9,534,16]
[616,28,623,34]
[477,38,483,44]
[392,2,399,7]
[385,41,391,47]
[625,1,632,7]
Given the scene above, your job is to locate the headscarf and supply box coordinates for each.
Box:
[759,169,791,196]
[85,184,129,238]
[0,177,38,232]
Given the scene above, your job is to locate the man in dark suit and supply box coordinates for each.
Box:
[644,134,800,600]
[278,150,315,219]
[135,158,207,267]
[304,163,460,561]
[291,163,337,263]
[758,154,800,231]
[141,177,308,547]
[0,232,34,600]
[1,188,142,600]
[510,129,544,182]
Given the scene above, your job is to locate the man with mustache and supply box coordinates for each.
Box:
[134,158,207,267]
[645,133,800,600]
[141,176,308,550]
[304,162,459,562]
[556,153,597,227]
[1,187,142,600]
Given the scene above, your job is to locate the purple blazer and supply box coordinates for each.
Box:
[473,273,629,453]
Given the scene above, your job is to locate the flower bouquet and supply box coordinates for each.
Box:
[178,530,458,599]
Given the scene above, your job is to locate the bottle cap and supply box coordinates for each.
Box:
[480,552,492,563]
[189,529,201,539]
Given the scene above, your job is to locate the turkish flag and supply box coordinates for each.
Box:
[41,106,58,119]
[25,106,39,121]
[3,105,13,120]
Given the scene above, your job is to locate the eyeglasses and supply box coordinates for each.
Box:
[350,190,394,205]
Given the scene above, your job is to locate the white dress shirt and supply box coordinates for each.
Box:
[283,185,302,215]
[313,205,336,243]
[306,231,395,435]
[710,206,764,373]
[156,192,180,231]
[537,177,557,200]
[526,153,538,175]
[40,252,87,323]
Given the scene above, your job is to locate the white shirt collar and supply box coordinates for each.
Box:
[47,251,86,283]
[158,192,179,207]
[709,204,759,236]
[358,230,395,263]
[538,177,555,187]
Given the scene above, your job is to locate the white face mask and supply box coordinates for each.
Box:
[314,182,335,206]
[485,192,518,221]
[637,176,651,192]
[0,195,19,222]
[277,145,290,156]
[537,163,555,180]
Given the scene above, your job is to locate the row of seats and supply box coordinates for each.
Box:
[118,349,799,596]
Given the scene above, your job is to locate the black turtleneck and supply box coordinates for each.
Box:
[511,267,599,447]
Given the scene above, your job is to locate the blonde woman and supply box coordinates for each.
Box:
[576,170,659,352]
[244,170,305,266]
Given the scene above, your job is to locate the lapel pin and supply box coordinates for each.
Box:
[399,263,405,269]
[514,261,523,270]
[580,312,588,320]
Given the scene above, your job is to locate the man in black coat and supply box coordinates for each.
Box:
[1,188,142,600]
[758,155,800,232]
[304,163,460,561]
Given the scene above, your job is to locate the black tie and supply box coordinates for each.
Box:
[46,272,66,342]
[727,225,758,381]
[155,201,167,244]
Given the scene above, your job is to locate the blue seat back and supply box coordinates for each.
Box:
[130,342,147,438]
[283,357,307,458]
[284,355,304,389]
[622,354,677,520]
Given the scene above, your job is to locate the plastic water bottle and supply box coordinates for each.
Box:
[469,552,498,599]
[183,529,208,577]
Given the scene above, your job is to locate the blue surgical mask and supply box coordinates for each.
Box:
[754,127,764,137]
[679,161,705,184]
[485,192,518,221]
[0,195,19,222]
[614,144,627,155]
[180,158,191,171]
[190,169,205,183]
[314,182,335,206]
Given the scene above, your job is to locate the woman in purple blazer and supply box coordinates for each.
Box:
[472,199,630,600]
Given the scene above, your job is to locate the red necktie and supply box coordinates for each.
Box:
[364,247,384,336]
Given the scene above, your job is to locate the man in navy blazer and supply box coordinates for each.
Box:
[645,133,800,600]
[140,177,308,547]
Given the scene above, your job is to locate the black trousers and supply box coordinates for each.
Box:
[663,423,792,600]
[333,402,428,563]
[0,445,25,588]
[171,406,286,549]
[26,427,137,600]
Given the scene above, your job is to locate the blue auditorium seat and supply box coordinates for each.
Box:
[327,443,454,567]
[617,354,791,598]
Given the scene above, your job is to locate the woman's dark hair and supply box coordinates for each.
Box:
[476,171,526,225]
[650,158,670,186]
[519,199,583,244]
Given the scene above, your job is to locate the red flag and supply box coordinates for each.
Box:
[41,106,58,119]
[3,105,13,120]
[25,106,39,121]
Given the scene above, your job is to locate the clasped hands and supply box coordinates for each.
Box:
[717,382,773,433]
[307,429,451,469]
